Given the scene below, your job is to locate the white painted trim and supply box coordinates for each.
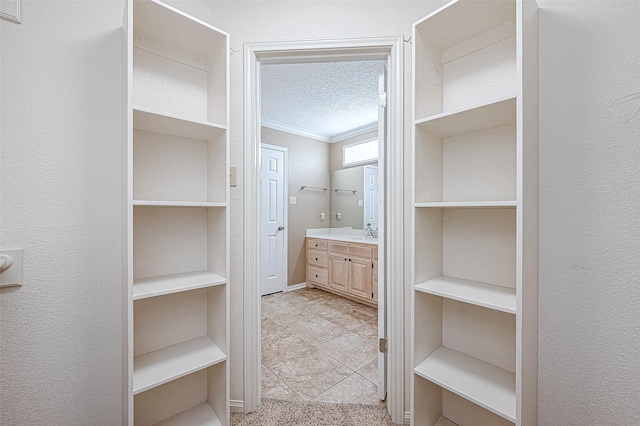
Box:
[243,42,262,414]
[230,400,245,413]
[122,2,133,424]
[0,0,21,23]
[286,282,307,291]
[261,119,330,142]
[244,37,404,424]
[384,36,405,425]
[330,121,378,143]
[262,118,378,144]
[260,143,289,296]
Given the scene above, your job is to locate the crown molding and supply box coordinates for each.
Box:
[261,119,330,142]
[262,119,378,144]
[330,121,378,143]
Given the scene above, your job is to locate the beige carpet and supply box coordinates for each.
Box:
[231,398,394,426]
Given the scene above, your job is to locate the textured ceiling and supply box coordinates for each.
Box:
[261,60,384,141]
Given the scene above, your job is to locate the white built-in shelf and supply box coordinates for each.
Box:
[133,0,227,60]
[155,402,223,426]
[415,96,516,138]
[415,201,516,209]
[415,276,516,314]
[133,200,227,208]
[133,108,226,141]
[133,336,226,395]
[133,271,226,300]
[414,347,516,423]
[434,417,457,426]
[415,0,515,52]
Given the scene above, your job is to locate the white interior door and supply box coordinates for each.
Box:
[364,165,379,231]
[377,63,387,400]
[260,145,287,296]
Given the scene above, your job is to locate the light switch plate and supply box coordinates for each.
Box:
[289,196,297,205]
[358,199,364,207]
[229,166,238,187]
[0,249,23,288]
[320,212,326,221]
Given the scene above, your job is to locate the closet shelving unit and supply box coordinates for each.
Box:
[411,1,538,425]
[124,1,229,425]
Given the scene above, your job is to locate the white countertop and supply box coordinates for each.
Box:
[305,228,378,245]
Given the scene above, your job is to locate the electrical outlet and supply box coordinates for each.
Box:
[320,213,326,221]
[358,199,364,207]
[289,196,297,205]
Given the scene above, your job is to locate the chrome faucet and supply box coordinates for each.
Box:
[365,223,375,239]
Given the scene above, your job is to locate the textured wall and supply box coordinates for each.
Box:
[261,127,331,287]
[538,2,640,424]
[0,1,124,424]
[204,0,442,414]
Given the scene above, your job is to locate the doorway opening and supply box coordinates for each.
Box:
[244,37,405,424]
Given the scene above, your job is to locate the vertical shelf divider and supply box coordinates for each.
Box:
[411,1,538,425]
[125,0,229,424]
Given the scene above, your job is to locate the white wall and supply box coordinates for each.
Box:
[0,1,124,425]
[3,2,640,425]
[537,2,640,424]
[203,1,443,412]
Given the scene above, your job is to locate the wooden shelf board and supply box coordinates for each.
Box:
[155,402,222,426]
[133,0,227,59]
[133,271,226,300]
[414,347,516,422]
[434,417,457,426]
[133,200,227,208]
[415,276,516,314]
[415,96,516,138]
[133,108,226,142]
[133,337,226,395]
[415,201,516,208]
[414,0,515,52]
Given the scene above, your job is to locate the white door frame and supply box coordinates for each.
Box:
[260,143,288,296]
[243,37,405,424]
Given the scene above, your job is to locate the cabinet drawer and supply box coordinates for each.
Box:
[307,239,328,251]
[308,249,329,268]
[307,266,328,287]
[329,242,349,254]
[350,244,373,259]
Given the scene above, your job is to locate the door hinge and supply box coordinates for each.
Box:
[379,92,387,108]
[379,338,387,353]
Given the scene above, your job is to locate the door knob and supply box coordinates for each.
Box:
[278,226,284,231]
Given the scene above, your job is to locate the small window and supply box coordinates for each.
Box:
[343,139,378,167]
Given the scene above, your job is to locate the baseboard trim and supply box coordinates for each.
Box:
[404,411,411,424]
[286,282,307,291]
[230,399,245,413]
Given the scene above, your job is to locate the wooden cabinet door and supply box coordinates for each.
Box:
[329,255,349,292]
[349,257,372,300]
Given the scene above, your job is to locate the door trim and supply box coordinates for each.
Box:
[243,37,404,424]
[260,143,288,296]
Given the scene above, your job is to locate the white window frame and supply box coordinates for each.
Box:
[343,138,379,167]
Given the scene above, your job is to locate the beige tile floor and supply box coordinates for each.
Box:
[261,287,383,405]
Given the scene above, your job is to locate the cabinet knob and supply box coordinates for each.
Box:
[349,259,352,262]
[315,258,318,261]
[344,258,347,261]
[315,274,318,278]
[315,244,318,247]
